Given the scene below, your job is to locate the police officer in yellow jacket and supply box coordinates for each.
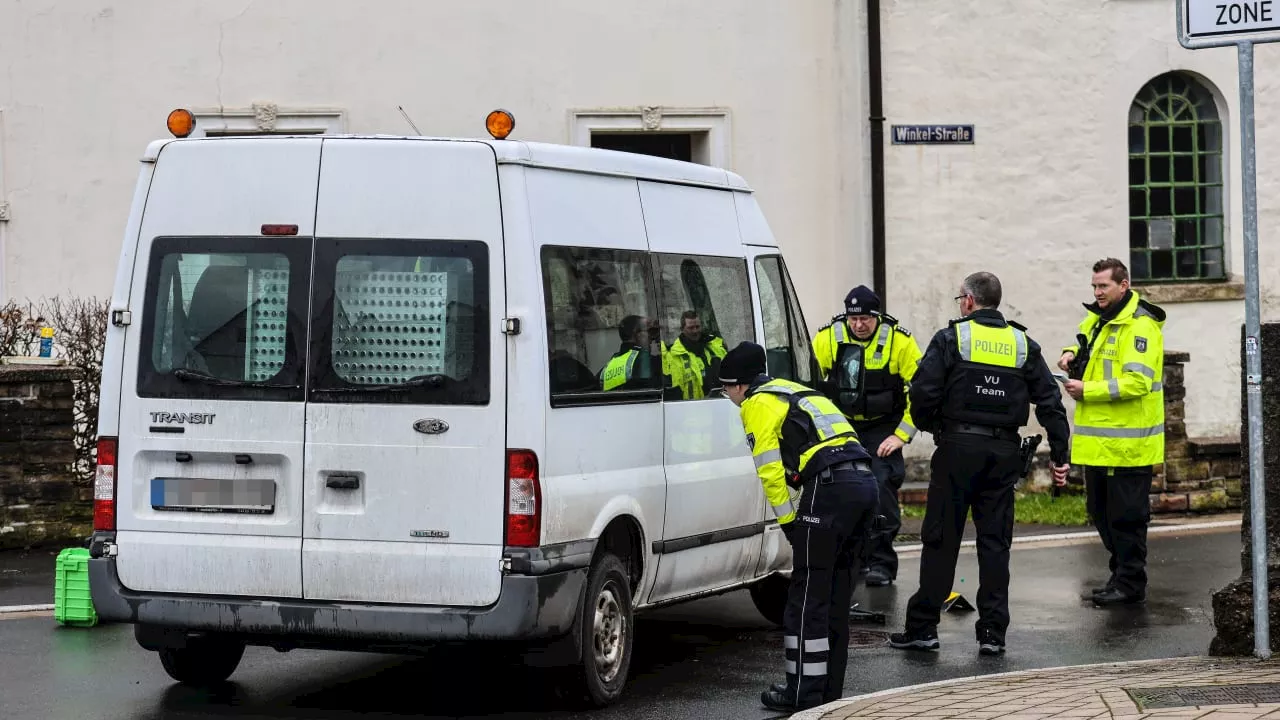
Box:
[889,272,1070,656]
[812,285,923,586]
[663,310,728,400]
[719,341,879,712]
[1058,258,1166,607]
[599,314,660,391]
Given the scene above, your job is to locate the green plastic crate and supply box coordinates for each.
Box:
[54,547,98,627]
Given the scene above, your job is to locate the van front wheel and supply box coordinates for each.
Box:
[568,552,634,707]
[158,636,245,686]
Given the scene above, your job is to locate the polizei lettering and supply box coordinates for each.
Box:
[974,339,1014,356]
[1217,1,1274,26]
[150,412,216,425]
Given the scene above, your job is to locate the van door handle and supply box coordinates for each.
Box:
[326,475,360,490]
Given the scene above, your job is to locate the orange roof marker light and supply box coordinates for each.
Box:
[167,108,195,138]
[485,109,515,140]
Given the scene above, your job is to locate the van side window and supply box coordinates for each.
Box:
[308,239,490,405]
[653,254,755,401]
[754,255,816,386]
[136,237,309,401]
[540,245,662,404]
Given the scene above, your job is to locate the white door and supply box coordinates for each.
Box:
[640,181,765,601]
[302,139,508,606]
[114,138,321,598]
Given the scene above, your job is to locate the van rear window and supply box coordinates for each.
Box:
[308,238,490,405]
[137,237,310,401]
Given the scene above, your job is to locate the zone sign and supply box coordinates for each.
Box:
[1185,0,1280,39]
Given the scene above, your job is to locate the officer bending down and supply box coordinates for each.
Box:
[718,341,879,712]
[888,272,1070,656]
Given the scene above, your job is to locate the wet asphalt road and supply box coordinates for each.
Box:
[0,527,1241,720]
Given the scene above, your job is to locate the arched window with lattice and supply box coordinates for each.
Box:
[1128,72,1225,282]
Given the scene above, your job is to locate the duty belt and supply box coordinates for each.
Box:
[942,422,1020,443]
[815,459,872,483]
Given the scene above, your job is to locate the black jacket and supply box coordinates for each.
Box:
[909,308,1071,464]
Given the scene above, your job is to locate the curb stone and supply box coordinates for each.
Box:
[788,655,1254,720]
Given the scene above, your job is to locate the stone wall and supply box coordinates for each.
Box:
[1152,352,1243,514]
[1210,323,1280,656]
[0,364,90,550]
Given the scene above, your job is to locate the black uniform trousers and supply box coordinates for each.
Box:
[855,420,907,578]
[1084,465,1153,596]
[904,433,1022,642]
[782,460,879,707]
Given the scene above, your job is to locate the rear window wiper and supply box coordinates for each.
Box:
[171,368,300,390]
[321,373,453,393]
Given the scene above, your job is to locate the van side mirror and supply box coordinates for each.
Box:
[832,343,866,407]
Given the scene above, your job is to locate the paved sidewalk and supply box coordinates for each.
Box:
[796,656,1280,719]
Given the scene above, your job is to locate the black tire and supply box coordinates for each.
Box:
[567,552,634,708]
[749,572,790,627]
[157,637,246,686]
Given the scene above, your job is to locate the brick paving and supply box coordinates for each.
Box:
[797,656,1280,720]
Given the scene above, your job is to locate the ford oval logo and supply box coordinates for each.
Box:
[414,418,449,435]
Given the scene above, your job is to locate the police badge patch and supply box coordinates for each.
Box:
[1135,336,1148,353]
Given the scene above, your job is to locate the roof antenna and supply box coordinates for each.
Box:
[397,105,423,135]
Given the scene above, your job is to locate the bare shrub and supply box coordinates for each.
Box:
[1,296,110,484]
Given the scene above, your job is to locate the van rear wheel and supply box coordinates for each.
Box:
[565,552,634,707]
[158,636,246,686]
[749,573,790,627]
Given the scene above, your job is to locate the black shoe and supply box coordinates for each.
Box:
[1092,588,1146,606]
[760,688,823,712]
[865,567,894,587]
[888,629,940,651]
[770,682,787,694]
[977,629,1006,656]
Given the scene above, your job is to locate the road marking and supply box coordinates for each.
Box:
[0,610,53,620]
[895,518,1241,555]
[0,603,54,614]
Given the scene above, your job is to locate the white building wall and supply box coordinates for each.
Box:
[880,0,1280,450]
[0,0,871,328]
[2,0,1274,453]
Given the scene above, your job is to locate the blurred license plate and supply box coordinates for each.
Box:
[150,477,276,514]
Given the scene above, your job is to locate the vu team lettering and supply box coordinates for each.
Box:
[1217,2,1274,25]
[976,375,1006,397]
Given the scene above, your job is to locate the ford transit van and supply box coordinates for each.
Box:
[88,114,830,706]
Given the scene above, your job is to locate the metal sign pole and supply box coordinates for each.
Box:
[1178,0,1271,660]
[1238,38,1270,661]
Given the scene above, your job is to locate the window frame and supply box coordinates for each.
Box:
[540,244,664,409]
[752,253,818,387]
[652,251,757,402]
[307,237,492,406]
[1127,72,1226,284]
[135,235,312,402]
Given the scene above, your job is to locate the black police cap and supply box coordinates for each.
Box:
[718,341,767,384]
[844,285,881,316]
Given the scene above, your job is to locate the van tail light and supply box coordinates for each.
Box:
[505,449,540,548]
[93,437,118,531]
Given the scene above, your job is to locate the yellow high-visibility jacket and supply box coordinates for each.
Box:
[1063,291,1167,468]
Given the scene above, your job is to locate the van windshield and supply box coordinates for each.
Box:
[137,237,310,401]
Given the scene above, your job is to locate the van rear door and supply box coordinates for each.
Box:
[113,138,320,598]
[302,139,507,606]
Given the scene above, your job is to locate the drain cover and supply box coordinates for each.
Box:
[849,629,889,648]
[1127,682,1280,709]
